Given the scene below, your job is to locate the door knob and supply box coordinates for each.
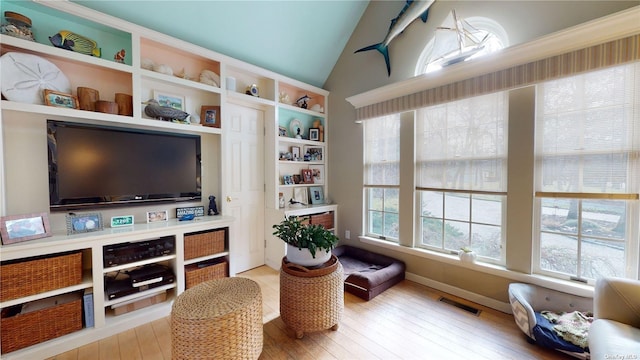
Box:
[226,196,232,203]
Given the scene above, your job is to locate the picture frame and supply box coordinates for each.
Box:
[0,212,52,245]
[283,174,294,185]
[154,90,185,111]
[309,186,325,205]
[66,213,103,235]
[44,89,79,109]
[301,169,314,184]
[291,146,301,160]
[292,174,302,184]
[309,165,324,184]
[278,126,288,137]
[309,128,320,141]
[110,215,134,228]
[304,146,323,161]
[293,187,309,205]
[147,210,168,223]
[201,105,221,128]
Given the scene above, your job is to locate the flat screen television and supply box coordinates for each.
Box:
[47,120,201,211]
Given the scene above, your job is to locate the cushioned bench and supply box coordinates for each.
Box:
[332,245,405,301]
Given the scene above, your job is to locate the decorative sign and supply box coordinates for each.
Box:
[111,215,134,228]
[176,206,205,219]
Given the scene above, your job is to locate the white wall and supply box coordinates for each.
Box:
[324,1,637,303]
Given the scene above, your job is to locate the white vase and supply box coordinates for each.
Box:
[286,244,331,267]
[459,250,477,263]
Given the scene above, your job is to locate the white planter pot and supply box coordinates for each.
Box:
[286,244,331,267]
[459,250,477,263]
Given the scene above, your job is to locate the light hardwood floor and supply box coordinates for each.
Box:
[49,266,572,360]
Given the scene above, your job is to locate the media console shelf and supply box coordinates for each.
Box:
[0,216,233,359]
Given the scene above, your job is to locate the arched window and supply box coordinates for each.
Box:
[416,13,508,75]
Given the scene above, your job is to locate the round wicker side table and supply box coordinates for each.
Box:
[171,277,263,360]
[280,255,344,339]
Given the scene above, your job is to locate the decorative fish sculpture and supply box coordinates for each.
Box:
[355,0,435,76]
[49,30,101,57]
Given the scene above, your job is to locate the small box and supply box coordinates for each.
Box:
[0,251,82,302]
[185,260,228,289]
[1,292,83,353]
[184,229,226,260]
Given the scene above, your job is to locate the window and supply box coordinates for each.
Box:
[364,114,400,241]
[534,63,640,282]
[416,15,507,75]
[416,92,508,264]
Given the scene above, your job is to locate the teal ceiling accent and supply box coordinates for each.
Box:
[72,1,369,87]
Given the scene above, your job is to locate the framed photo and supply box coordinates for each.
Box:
[283,175,294,185]
[147,210,168,223]
[309,165,324,184]
[278,126,288,137]
[0,212,52,245]
[154,90,185,111]
[293,187,308,205]
[304,146,323,161]
[66,213,103,235]
[201,105,221,128]
[291,146,301,160]
[44,89,79,109]
[309,186,325,205]
[292,174,302,184]
[309,128,320,141]
[301,169,314,184]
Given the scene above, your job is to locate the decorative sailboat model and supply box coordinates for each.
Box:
[427,10,490,70]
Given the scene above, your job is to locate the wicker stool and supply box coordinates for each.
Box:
[171,277,263,359]
[280,255,344,339]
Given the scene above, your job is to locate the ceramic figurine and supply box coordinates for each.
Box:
[208,195,219,215]
[49,30,101,57]
[142,99,189,121]
[296,95,310,109]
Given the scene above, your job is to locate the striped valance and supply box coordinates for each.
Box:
[356,34,640,120]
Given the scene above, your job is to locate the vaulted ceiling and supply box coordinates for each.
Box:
[72,1,370,88]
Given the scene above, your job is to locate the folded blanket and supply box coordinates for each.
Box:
[541,310,593,349]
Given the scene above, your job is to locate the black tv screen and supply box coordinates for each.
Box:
[47,120,201,211]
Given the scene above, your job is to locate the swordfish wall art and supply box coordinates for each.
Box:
[355,0,435,76]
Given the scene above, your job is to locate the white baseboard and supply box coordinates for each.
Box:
[405,272,513,314]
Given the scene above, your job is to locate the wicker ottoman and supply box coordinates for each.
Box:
[280,255,344,339]
[171,277,263,359]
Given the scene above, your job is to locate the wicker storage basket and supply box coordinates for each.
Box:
[185,260,228,289]
[184,229,226,260]
[1,293,83,354]
[0,251,82,302]
[310,211,334,230]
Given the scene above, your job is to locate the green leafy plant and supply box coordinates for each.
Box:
[460,246,474,253]
[272,216,339,258]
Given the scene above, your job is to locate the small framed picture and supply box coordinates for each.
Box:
[201,105,221,128]
[309,186,325,205]
[66,213,103,235]
[154,90,185,111]
[304,146,323,161]
[147,210,168,223]
[279,126,288,137]
[291,146,301,160]
[293,174,302,184]
[309,128,320,141]
[0,212,52,245]
[309,165,324,184]
[283,175,294,185]
[44,89,79,109]
[301,169,314,184]
[293,187,309,205]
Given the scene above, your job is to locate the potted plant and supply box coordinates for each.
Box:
[458,246,477,263]
[273,216,339,266]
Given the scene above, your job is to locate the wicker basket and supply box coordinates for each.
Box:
[184,229,226,260]
[310,211,334,230]
[1,293,83,354]
[0,251,82,302]
[185,260,228,289]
